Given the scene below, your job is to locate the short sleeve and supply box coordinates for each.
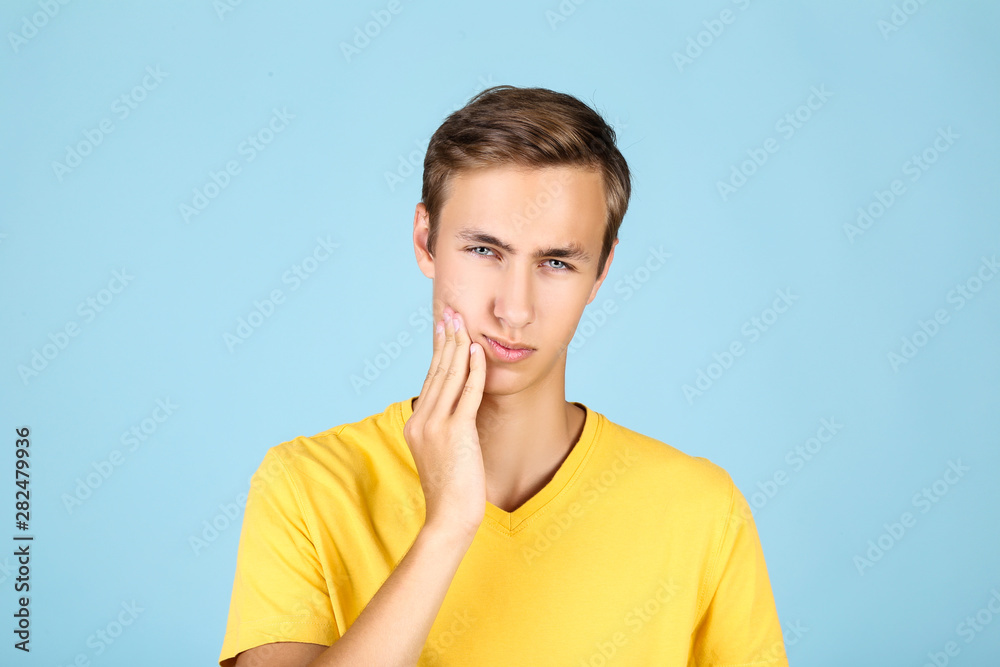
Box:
[689,480,788,667]
[218,448,340,667]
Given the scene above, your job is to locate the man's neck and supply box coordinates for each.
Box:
[474,387,586,513]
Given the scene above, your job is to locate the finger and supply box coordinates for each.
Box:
[415,317,446,410]
[439,312,472,415]
[455,340,486,422]
[424,312,458,414]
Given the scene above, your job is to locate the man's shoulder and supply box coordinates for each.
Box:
[597,411,736,504]
[261,398,408,480]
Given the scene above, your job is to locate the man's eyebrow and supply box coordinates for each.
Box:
[455,228,593,264]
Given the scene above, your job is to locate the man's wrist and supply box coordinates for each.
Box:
[420,519,479,551]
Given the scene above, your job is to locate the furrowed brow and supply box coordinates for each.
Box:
[455,228,593,264]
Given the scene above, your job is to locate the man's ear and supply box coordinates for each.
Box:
[586,238,618,305]
[413,203,435,280]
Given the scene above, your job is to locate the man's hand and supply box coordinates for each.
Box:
[404,306,487,539]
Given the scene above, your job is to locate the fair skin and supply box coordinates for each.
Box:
[232,164,617,667]
[411,164,617,512]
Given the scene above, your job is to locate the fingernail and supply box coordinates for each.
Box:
[453,314,462,331]
[436,320,444,335]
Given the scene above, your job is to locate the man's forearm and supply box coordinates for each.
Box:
[307,524,475,667]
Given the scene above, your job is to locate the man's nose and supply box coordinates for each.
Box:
[494,268,534,329]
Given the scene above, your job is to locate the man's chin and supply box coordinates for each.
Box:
[482,364,542,394]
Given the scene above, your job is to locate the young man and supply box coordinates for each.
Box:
[219,86,788,666]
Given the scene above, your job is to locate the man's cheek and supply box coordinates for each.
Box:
[438,274,473,305]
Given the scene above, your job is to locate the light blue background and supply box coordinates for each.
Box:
[2,1,998,664]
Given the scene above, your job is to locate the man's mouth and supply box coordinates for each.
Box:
[483,336,535,362]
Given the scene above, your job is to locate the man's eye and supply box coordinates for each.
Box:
[467,247,573,272]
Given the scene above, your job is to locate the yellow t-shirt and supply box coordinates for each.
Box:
[219,397,788,666]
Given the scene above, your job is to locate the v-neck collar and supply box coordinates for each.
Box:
[396,396,601,535]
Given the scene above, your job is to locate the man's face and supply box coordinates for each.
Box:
[413,164,617,396]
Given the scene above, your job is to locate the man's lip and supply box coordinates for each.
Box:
[484,335,534,351]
